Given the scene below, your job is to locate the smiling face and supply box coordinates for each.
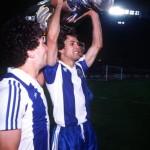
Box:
[59,35,83,64]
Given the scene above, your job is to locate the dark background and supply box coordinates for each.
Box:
[0,0,150,69]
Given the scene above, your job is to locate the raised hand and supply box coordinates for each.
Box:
[68,9,98,23]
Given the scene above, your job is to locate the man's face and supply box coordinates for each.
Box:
[61,35,84,61]
[35,36,48,68]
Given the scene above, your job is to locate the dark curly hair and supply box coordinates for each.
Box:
[0,16,44,68]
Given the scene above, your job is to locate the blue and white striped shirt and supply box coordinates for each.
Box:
[0,68,50,150]
[44,57,93,127]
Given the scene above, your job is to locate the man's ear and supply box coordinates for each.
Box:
[27,50,35,58]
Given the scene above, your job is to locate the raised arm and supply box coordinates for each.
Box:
[36,0,63,86]
[83,10,103,67]
[47,0,63,66]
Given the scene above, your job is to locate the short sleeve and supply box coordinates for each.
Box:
[43,63,59,84]
[0,78,27,130]
[77,55,89,73]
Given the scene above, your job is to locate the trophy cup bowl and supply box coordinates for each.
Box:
[51,0,115,22]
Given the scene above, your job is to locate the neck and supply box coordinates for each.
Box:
[60,57,75,68]
[18,63,39,80]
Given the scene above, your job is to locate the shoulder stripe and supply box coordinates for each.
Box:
[6,80,12,130]
[15,82,21,129]
[6,80,22,130]
[11,80,17,129]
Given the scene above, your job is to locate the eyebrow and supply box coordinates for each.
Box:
[67,40,79,43]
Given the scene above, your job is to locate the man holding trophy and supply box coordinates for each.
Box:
[34,0,113,149]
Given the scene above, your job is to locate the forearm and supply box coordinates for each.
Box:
[85,10,103,67]
[47,3,63,42]
[47,0,63,65]
[91,11,103,50]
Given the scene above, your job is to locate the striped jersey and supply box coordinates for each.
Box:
[44,57,93,127]
[0,68,50,150]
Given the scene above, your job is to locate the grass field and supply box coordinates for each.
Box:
[88,79,150,150]
[45,79,150,150]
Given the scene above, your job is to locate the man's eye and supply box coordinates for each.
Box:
[70,42,74,46]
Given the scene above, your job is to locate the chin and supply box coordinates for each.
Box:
[74,56,80,61]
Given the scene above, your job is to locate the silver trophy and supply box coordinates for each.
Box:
[25,0,114,30]
[63,0,114,21]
